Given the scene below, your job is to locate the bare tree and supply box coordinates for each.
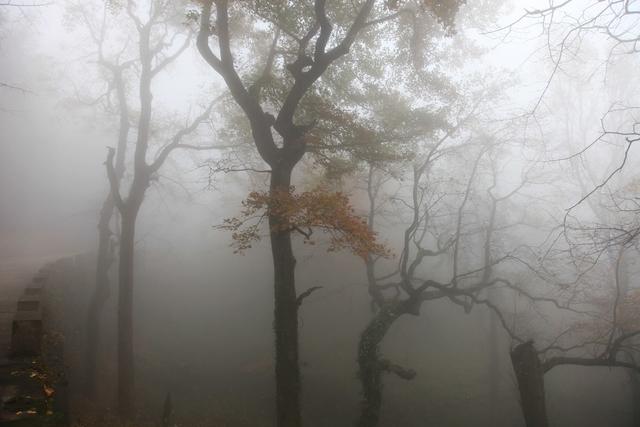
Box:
[354,114,538,426]
[65,2,137,399]
[491,0,640,199]
[101,0,223,418]
[499,187,640,426]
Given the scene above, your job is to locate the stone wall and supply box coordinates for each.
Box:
[0,257,79,426]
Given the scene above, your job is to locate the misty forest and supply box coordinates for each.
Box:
[2,0,640,426]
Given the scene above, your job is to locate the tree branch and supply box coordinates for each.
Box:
[151,30,192,76]
[296,286,323,306]
[149,101,217,172]
[105,147,125,211]
[197,0,279,166]
[543,355,640,373]
[379,359,416,380]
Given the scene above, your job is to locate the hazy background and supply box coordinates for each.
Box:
[2,1,640,426]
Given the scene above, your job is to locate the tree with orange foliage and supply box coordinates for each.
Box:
[221,187,390,259]
[195,2,466,426]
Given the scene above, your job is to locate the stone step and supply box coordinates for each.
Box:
[15,296,41,313]
[9,311,43,359]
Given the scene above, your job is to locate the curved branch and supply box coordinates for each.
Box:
[296,286,323,306]
[379,359,416,380]
[105,147,125,212]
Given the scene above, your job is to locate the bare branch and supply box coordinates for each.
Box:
[296,286,323,306]
[149,101,217,172]
[105,147,125,212]
[379,359,416,380]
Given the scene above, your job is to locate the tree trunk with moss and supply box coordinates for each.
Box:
[270,163,302,427]
[356,308,402,427]
[511,342,548,427]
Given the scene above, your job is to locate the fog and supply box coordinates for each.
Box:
[1,1,640,426]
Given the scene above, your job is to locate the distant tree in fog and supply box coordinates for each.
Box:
[494,0,640,107]
[0,1,50,110]
[499,54,640,427]
[355,117,539,426]
[507,241,640,427]
[493,0,640,196]
[483,158,640,426]
[87,0,224,419]
[64,1,135,399]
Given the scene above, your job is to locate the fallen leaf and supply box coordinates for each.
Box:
[43,385,55,397]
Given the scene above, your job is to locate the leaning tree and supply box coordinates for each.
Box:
[354,114,541,426]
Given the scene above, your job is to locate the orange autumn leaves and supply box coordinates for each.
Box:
[220,187,391,259]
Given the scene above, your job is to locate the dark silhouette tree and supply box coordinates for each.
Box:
[66,2,136,398]
[102,0,220,418]
[486,180,640,426]
[356,129,533,426]
[195,1,466,426]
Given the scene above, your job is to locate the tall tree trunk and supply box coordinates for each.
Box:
[356,308,400,427]
[115,22,151,419]
[510,342,549,427]
[488,310,499,420]
[488,290,500,423]
[631,371,640,426]
[85,66,129,398]
[269,165,301,427]
[117,207,137,420]
[614,252,640,425]
[84,195,115,397]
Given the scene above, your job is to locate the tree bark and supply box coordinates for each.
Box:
[117,206,138,420]
[84,65,129,398]
[510,342,549,427]
[631,371,640,426]
[488,290,500,422]
[356,308,400,427]
[270,164,302,427]
[84,195,115,397]
[114,21,152,419]
[195,3,379,426]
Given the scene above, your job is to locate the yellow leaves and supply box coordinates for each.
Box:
[220,187,391,259]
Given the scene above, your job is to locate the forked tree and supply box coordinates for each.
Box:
[195,1,466,426]
[64,1,135,398]
[356,128,535,426]
[102,0,221,418]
